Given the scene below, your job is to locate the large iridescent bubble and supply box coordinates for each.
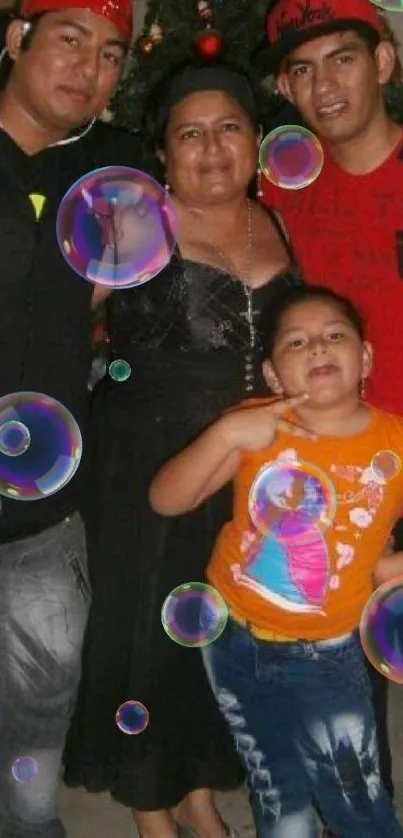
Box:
[260,126,324,190]
[161,582,228,647]
[57,167,178,288]
[0,392,82,500]
[360,577,403,683]
[248,459,337,544]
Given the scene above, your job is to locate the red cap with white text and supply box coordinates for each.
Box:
[265,0,383,72]
[20,0,133,43]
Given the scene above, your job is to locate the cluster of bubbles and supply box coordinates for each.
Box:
[60,168,177,737]
[114,581,229,737]
[6,28,403,749]
[0,168,178,500]
[0,168,179,738]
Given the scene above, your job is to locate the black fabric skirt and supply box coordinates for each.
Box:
[63,352,258,809]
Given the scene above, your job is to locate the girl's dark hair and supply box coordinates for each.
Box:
[260,284,366,359]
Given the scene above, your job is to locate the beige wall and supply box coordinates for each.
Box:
[133,0,147,38]
[387,10,403,61]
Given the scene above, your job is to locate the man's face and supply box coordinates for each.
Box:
[6,8,126,132]
[277,30,395,145]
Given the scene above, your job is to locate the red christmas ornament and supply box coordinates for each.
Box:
[194,28,223,59]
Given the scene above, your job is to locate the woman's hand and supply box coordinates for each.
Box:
[222,393,314,452]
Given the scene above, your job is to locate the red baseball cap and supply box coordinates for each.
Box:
[20,0,133,42]
[265,0,383,72]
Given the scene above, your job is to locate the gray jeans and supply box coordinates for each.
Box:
[0,513,91,838]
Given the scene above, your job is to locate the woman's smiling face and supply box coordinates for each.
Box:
[161,89,259,205]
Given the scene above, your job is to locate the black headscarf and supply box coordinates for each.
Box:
[146,63,260,147]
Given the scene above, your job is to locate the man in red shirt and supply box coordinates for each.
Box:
[261,0,403,829]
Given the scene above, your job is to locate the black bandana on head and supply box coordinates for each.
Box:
[148,64,259,144]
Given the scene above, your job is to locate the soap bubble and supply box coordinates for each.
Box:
[360,577,403,683]
[0,421,31,457]
[161,582,228,647]
[115,700,149,734]
[109,359,131,382]
[249,459,336,543]
[260,125,324,190]
[0,392,82,500]
[11,756,39,783]
[57,167,178,288]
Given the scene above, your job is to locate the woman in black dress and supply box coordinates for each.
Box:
[64,62,303,838]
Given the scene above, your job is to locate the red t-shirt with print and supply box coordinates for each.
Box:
[262,133,403,415]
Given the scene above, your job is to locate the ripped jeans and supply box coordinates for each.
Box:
[0,513,91,838]
[202,618,403,838]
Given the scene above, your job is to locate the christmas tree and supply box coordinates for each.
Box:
[113,0,284,141]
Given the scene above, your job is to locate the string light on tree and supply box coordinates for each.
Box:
[138,21,164,56]
[138,34,154,56]
[149,22,164,45]
[197,0,213,22]
[113,0,302,133]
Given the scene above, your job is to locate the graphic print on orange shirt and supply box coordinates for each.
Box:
[228,445,401,619]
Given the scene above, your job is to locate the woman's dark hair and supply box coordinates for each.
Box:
[260,284,366,360]
[144,59,261,151]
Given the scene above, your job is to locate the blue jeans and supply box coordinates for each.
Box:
[202,618,403,838]
[0,514,91,838]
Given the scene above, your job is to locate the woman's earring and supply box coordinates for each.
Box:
[360,378,367,399]
[256,167,263,198]
[165,175,171,193]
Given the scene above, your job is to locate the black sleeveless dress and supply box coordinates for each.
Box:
[64,225,303,810]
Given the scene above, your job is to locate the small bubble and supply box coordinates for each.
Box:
[12,757,39,783]
[0,421,31,457]
[109,359,131,382]
[115,700,149,734]
[161,582,228,647]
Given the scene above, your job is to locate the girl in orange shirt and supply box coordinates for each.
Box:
[150,285,403,838]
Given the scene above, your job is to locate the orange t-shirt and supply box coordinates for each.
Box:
[208,401,403,640]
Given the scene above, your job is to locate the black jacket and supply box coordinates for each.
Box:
[0,122,142,541]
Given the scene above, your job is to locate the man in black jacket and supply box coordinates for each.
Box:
[0,1,139,835]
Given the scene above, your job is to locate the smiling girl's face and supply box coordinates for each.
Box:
[264,298,373,408]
